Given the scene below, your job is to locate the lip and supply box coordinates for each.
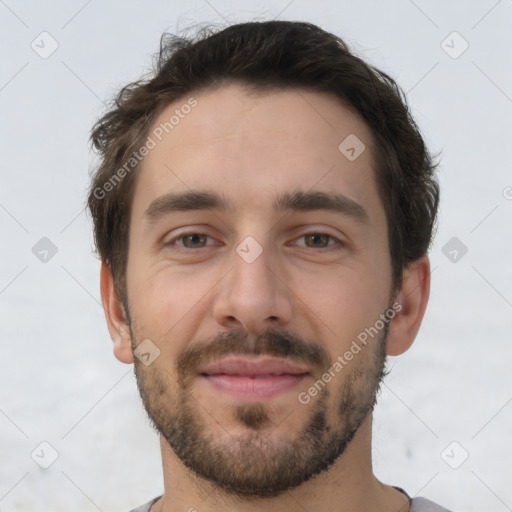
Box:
[198,356,310,401]
[197,356,310,376]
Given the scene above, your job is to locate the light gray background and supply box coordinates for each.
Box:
[1,1,511,511]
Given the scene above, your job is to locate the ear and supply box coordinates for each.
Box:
[386,254,431,356]
[100,261,134,364]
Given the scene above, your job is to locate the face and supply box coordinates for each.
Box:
[125,83,395,498]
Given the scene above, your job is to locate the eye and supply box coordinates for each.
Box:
[165,232,217,251]
[164,231,343,253]
[291,232,343,250]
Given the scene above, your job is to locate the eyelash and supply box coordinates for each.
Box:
[164,232,344,252]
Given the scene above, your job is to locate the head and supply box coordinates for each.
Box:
[88,21,439,499]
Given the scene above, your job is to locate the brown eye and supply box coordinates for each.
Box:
[180,233,208,248]
[293,232,342,250]
[304,233,331,248]
[165,232,216,251]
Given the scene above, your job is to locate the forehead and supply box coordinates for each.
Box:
[131,83,382,224]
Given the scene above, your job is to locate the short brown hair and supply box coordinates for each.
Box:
[87,20,440,307]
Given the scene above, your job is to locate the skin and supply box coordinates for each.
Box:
[100,83,430,512]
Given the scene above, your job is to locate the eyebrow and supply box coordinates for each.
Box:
[144,189,370,224]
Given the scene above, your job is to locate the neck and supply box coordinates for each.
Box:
[151,413,409,512]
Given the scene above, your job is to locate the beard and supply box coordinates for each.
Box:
[130,319,390,500]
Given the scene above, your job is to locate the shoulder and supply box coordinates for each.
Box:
[127,496,161,512]
[410,496,453,511]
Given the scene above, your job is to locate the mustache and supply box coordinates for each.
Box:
[176,328,332,385]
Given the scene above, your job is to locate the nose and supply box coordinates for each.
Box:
[212,239,294,335]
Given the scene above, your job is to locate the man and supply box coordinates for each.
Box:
[87,20,449,512]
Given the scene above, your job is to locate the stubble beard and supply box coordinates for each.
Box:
[131,323,389,499]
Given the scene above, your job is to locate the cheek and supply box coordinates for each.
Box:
[126,262,211,346]
[293,263,386,337]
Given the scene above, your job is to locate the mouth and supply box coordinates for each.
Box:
[197,356,310,401]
